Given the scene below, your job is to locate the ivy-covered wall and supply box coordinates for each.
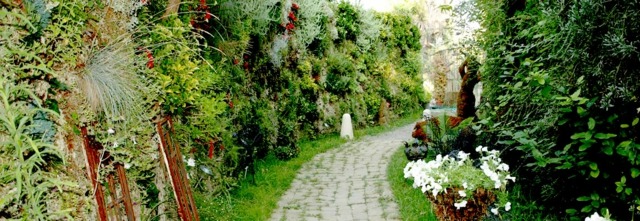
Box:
[0,0,426,219]
[474,0,640,219]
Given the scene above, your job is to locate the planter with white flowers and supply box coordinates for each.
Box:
[404,146,516,221]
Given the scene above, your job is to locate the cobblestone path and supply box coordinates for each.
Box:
[270,123,414,221]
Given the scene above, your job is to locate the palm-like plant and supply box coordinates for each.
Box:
[422,114,473,155]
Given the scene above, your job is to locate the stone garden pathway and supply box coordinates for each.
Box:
[270,123,415,221]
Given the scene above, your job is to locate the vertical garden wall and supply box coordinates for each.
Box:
[0,0,426,219]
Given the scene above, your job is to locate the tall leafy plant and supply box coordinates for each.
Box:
[0,78,77,220]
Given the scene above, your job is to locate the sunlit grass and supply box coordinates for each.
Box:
[196,112,421,221]
[387,147,438,221]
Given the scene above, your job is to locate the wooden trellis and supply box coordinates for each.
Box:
[156,116,200,221]
[81,127,136,221]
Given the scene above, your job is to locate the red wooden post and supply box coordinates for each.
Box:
[116,163,136,221]
[81,127,108,221]
[156,116,200,221]
[106,174,123,221]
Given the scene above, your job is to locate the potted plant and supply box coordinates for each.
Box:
[403,146,516,221]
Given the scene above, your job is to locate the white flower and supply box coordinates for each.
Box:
[187,158,196,167]
[454,200,467,209]
[505,202,511,211]
[585,212,604,221]
[431,183,442,197]
[497,163,510,171]
[107,128,115,134]
[458,190,467,197]
[482,146,488,152]
[457,151,469,161]
[475,146,483,152]
[113,141,118,148]
[506,175,516,182]
[462,182,468,189]
[124,163,131,169]
[491,208,499,215]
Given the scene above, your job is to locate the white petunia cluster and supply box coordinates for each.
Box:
[403,146,517,210]
[404,155,451,197]
[585,212,607,221]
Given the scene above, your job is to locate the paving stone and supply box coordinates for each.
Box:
[269,124,413,221]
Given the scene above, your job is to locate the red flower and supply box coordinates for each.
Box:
[208,140,215,159]
[286,22,295,31]
[288,11,297,22]
[145,49,154,69]
[204,10,212,22]
[233,58,239,65]
[141,0,147,5]
[292,3,300,10]
[219,144,225,151]
[229,100,234,109]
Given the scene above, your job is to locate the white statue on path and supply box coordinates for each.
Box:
[340,113,353,139]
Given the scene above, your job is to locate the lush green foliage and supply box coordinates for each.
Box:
[379,13,421,55]
[0,0,427,218]
[335,1,360,42]
[474,0,640,219]
[0,78,75,220]
[0,5,78,219]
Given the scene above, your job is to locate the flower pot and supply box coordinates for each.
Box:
[426,187,496,221]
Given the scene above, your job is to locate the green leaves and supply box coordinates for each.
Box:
[0,78,73,220]
[615,176,626,193]
[618,141,632,148]
[632,168,640,179]
[602,145,613,155]
[475,0,640,218]
[588,118,596,130]
[594,133,616,139]
[570,89,582,101]
[577,196,590,201]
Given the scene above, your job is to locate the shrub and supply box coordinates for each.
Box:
[474,0,640,219]
[335,1,360,42]
[325,52,357,95]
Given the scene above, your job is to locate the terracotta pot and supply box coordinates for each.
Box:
[426,187,496,221]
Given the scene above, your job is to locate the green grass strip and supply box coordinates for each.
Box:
[387,147,438,221]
